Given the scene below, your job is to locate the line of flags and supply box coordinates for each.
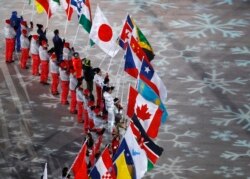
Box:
[31,1,168,178]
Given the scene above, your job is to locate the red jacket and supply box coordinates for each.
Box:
[72,57,82,79]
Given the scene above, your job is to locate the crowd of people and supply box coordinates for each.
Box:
[4,11,127,178]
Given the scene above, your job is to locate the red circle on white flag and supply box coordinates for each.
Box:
[98,24,113,42]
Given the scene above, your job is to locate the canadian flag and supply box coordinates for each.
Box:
[89,6,119,57]
[127,86,163,138]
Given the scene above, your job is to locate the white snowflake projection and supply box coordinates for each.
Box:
[231,46,250,54]
[169,14,248,38]
[221,140,250,160]
[210,130,238,141]
[214,166,244,178]
[169,115,196,125]
[155,42,201,64]
[200,59,231,70]
[156,125,199,148]
[57,122,82,133]
[186,3,212,12]
[189,97,214,107]
[215,0,234,5]
[211,104,250,130]
[235,60,250,67]
[60,116,76,123]
[145,157,205,179]
[39,93,61,108]
[199,41,227,50]
[182,147,209,158]
[178,69,247,94]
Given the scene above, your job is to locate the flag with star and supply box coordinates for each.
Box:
[127,86,163,138]
[139,59,167,103]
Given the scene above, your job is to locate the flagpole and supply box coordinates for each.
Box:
[21,0,27,15]
[46,0,50,28]
[107,44,119,72]
[65,139,88,178]
[73,25,80,46]
[30,0,36,21]
[64,0,72,36]
[115,59,124,97]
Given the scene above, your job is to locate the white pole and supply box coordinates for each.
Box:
[107,45,119,72]
[46,0,50,28]
[73,25,80,46]
[64,0,72,35]
[30,0,36,21]
[115,60,124,97]
[21,0,27,15]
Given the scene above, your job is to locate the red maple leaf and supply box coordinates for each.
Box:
[136,104,151,121]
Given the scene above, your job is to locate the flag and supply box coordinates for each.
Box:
[71,0,92,33]
[49,0,60,14]
[113,151,132,179]
[124,126,148,179]
[130,35,149,62]
[124,43,142,78]
[137,79,168,123]
[35,1,45,13]
[89,147,114,179]
[89,135,103,167]
[118,14,134,50]
[72,141,88,179]
[89,6,119,57]
[61,0,74,20]
[130,114,163,167]
[127,86,163,138]
[42,163,48,179]
[133,26,155,61]
[35,0,52,18]
[139,59,167,103]
[28,0,32,5]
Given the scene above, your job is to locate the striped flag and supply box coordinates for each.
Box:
[35,0,52,18]
[61,0,74,20]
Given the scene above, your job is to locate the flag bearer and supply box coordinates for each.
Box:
[50,53,59,95]
[30,35,40,75]
[20,29,30,69]
[69,70,78,114]
[4,19,16,63]
[103,86,115,133]
[39,40,50,85]
[59,62,70,105]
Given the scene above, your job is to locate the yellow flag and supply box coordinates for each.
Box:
[115,152,132,179]
[35,0,44,14]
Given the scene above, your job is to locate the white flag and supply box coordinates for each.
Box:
[89,6,119,57]
[42,163,48,179]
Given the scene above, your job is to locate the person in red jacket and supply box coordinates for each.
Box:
[72,52,83,87]
[50,53,59,95]
[20,29,30,69]
[30,35,40,75]
[39,40,50,85]
[60,61,70,105]
[4,19,16,63]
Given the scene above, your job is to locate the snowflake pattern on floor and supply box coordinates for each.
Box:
[221,140,250,160]
[169,14,249,38]
[178,69,247,94]
[145,157,205,179]
[211,104,250,130]
[210,130,238,141]
[214,166,245,178]
[156,125,199,148]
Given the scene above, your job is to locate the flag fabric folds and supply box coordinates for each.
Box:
[118,15,134,50]
[132,26,155,61]
[42,163,48,179]
[124,44,142,78]
[127,86,163,138]
[89,6,119,57]
[130,114,164,166]
[49,0,60,14]
[139,59,167,103]
[72,141,88,179]
[114,151,132,179]
[137,79,168,123]
[89,147,113,179]
[124,126,148,179]
[61,0,74,20]
[35,0,52,18]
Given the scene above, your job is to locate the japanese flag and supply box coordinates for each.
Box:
[89,6,119,57]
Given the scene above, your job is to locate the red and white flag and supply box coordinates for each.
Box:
[89,6,119,57]
[61,0,74,20]
[127,86,163,138]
